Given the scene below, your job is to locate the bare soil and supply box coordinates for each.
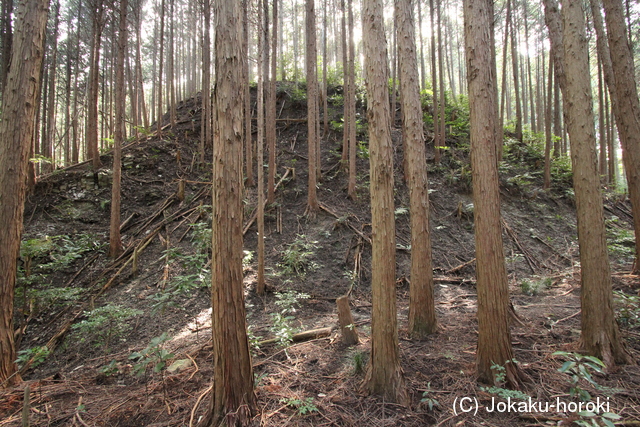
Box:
[1,85,639,426]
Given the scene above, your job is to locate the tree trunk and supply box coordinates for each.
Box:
[168,0,176,129]
[257,0,266,295]
[362,0,407,404]
[543,56,553,190]
[600,0,640,273]
[0,0,48,388]
[157,0,165,136]
[430,0,440,163]
[499,0,512,161]
[87,1,104,171]
[396,0,437,338]
[436,0,445,153]
[549,0,632,366]
[511,2,523,142]
[0,0,12,95]
[346,0,356,199]
[305,0,319,216]
[243,0,254,187]
[464,0,520,387]
[109,0,128,259]
[200,2,257,424]
[43,1,60,173]
[201,0,211,165]
[267,0,278,204]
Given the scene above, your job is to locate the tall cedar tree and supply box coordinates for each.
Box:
[463,0,521,386]
[600,0,640,273]
[346,0,357,199]
[109,0,128,259]
[87,0,104,171]
[558,0,631,365]
[305,0,320,216]
[0,0,49,388]
[200,2,257,425]
[257,0,266,295]
[362,0,407,403]
[200,0,211,166]
[396,0,437,337]
[267,0,278,204]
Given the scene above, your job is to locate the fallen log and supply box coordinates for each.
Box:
[258,327,333,347]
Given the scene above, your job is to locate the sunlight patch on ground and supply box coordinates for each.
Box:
[174,307,212,341]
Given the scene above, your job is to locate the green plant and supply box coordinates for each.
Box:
[420,383,441,411]
[129,333,175,377]
[100,360,119,376]
[614,291,640,327]
[480,360,529,400]
[270,290,309,347]
[15,346,50,369]
[352,351,366,375]
[550,155,573,187]
[605,217,636,261]
[357,140,369,159]
[554,352,621,427]
[280,397,318,415]
[279,236,319,276]
[72,304,143,351]
[520,277,552,296]
[553,351,606,401]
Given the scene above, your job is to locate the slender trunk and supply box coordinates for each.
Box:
[396,0,437,337]
[267,0,278,203]
[157,0,165,136]
[109,0,128,259]
[257,0,266,294]
[430,0,440,162]
[202,2,257,424]
[545,0,632,365]
[362,0,407,403]
[600,0,640,273]
[347,0,356,199]
[464,0,520,387]
[511,2,523,142]
[543,56,553,190]
[305,0,319,216]
[201,0,210,165]
[499,0,512,161]
[244,0,254,187]
[0,0,48,388]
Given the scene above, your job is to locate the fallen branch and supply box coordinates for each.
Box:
[502,218,542,273]
[257,327,333,347]
[320,204,372,245]
[243,168,293,235]
[446,258,476,274]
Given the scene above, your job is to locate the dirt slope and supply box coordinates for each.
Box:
[1,85,639,426]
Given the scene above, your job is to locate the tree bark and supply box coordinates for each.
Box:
[555,0,631,365]
[305,0,320,216]
[0,0,48,388]
[257,0,266,295]
[267,0,278,204]
[346,0,356,199]
[109,0,128,259]
[464,0,520,386]
[362,0,407,403]
[201,0,211,165]
[430,0,440,163]
[396,0,437,337]
[87,0,104,171]
[600,0,640,273]
[200,1,257,424]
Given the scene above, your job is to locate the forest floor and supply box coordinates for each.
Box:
[1,84,640,426]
